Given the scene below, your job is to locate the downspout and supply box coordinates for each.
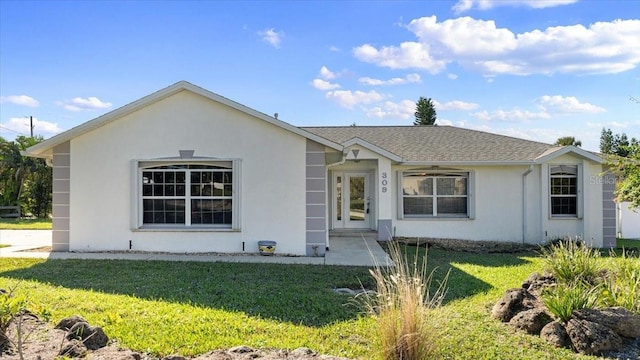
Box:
[522,165,534,244]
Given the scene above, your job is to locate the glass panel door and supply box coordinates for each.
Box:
[349,176,366,222]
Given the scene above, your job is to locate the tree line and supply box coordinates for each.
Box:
[0,136,51,218]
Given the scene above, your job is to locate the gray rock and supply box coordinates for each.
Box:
[66,321,109,350]
[566,318,623,355]
[522,271,555,294]
[509,308,553,335]
[55,315,88,331]
[540,321,570,349]
[333,288,356,295]
[492,288,541,322]
[291,347,316,356]
[573,307,640,338]
[229,345,255,353]
[59,339,88,358]
[162,356,189,360]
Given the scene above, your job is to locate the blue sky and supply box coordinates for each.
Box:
[1,0,638,151]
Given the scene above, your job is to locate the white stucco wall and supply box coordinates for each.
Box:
[541,155,603,247]
[618,202,640,239]
[392,165,532,242]
[69,90,308,255]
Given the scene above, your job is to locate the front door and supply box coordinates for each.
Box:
[334,172,371,229]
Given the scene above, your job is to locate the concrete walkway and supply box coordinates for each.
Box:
[0,230,391,267]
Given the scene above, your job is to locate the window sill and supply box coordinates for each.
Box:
[134,226,239,232]
[549,216,580,220]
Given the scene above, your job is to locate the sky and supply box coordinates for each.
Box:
[0,0,639,152]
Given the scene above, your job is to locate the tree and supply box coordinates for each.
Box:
[601,128,640,209]
[0,136,51,217]
[414,97,437,126]
[554,136,582,147]
[600,128,637,157]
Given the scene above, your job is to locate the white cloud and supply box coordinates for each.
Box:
[452,0,578,14]
[471,109,550,121]
[1,117,63,137]
[311,79,340,91]
[319,66,337,80]
[434,100,479,111]
[435,118,466,127]
[325,90,385,109]
[258,28,284,48]
[359,73,421,86]
[58,97,112,112]
[447,73,458,80]
[329,45,340,52]
[0,95,39,107]
[353,42,448,73]
[536,95,606,113]
[354,16,640,76]
[364,100,415,119]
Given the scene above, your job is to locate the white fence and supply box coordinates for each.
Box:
[617,202,640,239]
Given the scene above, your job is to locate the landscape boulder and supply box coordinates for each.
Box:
[59,339,88,358]
[521,271,555,294]
[66,321,109,350]
[509,308,553,335]
[573,307,640,338]
[540,321,570,349]
[566,318,623,355]
[55,315,88,331]
[491,288,540,322]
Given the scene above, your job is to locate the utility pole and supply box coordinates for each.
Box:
[29,116,34,138]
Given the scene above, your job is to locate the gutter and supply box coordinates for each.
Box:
[522,165,534,244]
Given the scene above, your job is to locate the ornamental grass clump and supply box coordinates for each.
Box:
[540,236,601,286]
[363,241,449,360]
[541,284,599,323]
[600,249,640,313]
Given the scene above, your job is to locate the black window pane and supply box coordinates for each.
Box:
[191,172,201,184]
[437,197,467,214]
[403,197,433,215]
[153,172,163,183]
[176,172,185,183]
[165,172,175,183]
[143,185,152,196]
[176,185,186,196]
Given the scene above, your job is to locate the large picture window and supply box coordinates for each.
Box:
[140,163,234,227]
[402,172,468,217]
[550,165,577,217]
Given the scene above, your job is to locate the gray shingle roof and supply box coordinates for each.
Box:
[301,126,556,163]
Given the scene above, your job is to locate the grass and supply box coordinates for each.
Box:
[617,237,640,249]
[0,218,52,230]
[0,248,618,359]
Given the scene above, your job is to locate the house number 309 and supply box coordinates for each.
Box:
[381,172,388,193]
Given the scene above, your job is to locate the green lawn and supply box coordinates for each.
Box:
[0,218,52,230]
[617,237,640,249]
[0,248,618,359]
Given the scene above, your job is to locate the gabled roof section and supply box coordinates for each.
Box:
[535,145,602,164]
[342,137,403,162]
[26,81,342,158]
[303,126,601,164]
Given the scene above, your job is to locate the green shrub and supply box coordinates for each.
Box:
[600,249,640,313]
[540,237,601,286]
[542,284,599,323]
[362,241,449,360]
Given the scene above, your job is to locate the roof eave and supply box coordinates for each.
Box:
[25,81,343,158]
[535,146,603,164]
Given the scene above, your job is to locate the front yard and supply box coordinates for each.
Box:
[2,246,628,359]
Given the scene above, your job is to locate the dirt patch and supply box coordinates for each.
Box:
[2,314,351,360]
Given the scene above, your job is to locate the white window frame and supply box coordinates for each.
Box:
[397,170,474,219]
[549,164,582,219]
[132,159,241,231]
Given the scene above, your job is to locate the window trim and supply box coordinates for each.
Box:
[132,159,241,231]
[548,164,582,219]
[397,170,474,219]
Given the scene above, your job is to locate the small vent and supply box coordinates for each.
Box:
[179,150,195,159]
